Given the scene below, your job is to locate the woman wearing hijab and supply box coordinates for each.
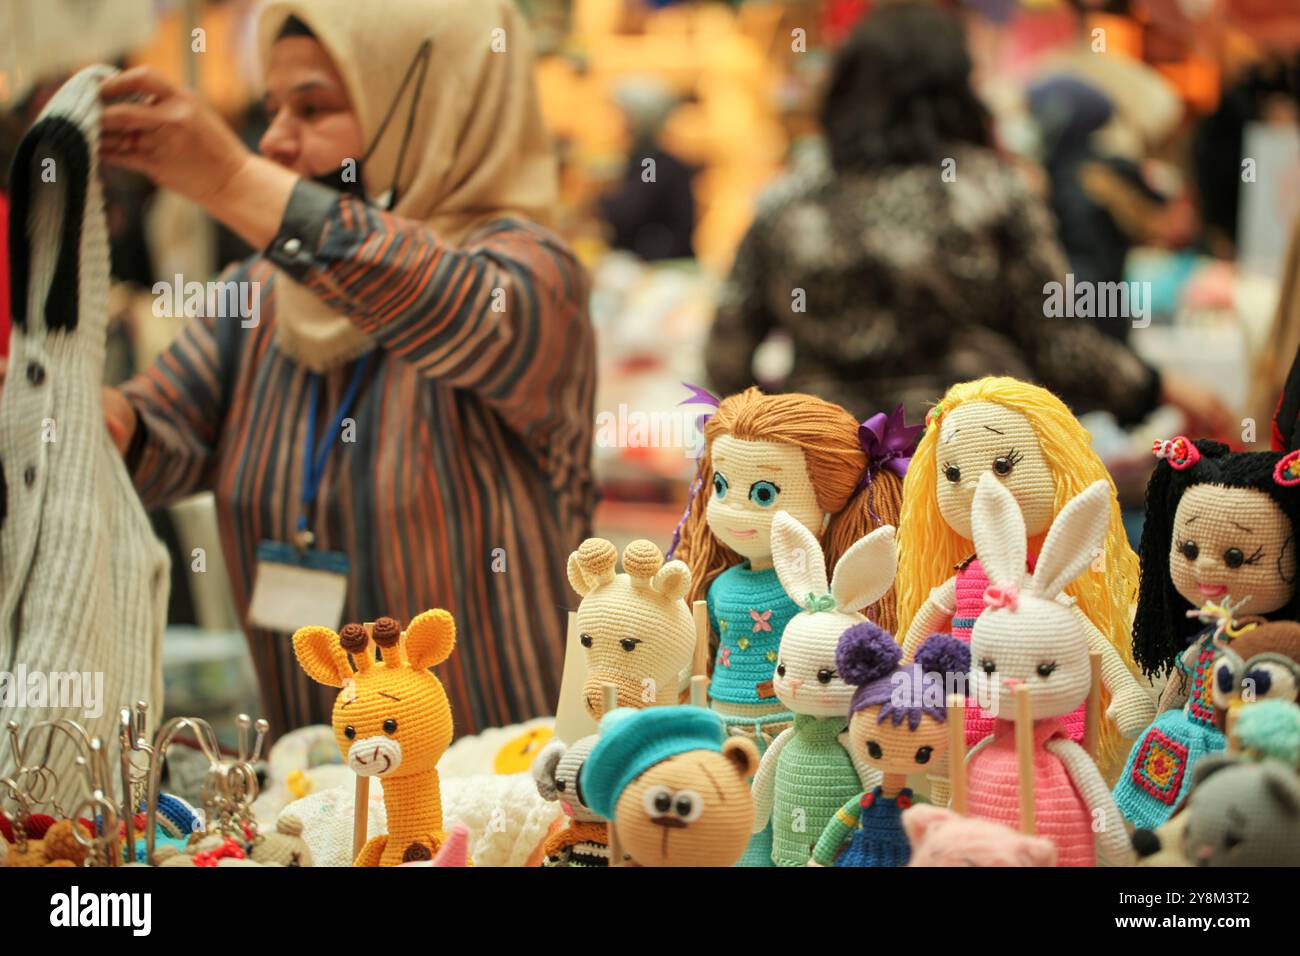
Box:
[94,0,596,737]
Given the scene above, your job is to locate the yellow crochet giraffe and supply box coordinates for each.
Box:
[293,610,456,867]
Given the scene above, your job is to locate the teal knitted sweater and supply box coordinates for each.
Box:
[706,563,800,706]
[771,714,861,866]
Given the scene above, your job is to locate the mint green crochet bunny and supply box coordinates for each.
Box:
[750,511,898,865]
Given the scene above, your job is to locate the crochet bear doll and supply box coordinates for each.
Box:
[582,706,759,867]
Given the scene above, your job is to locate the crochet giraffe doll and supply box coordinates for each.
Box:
[293,610,456,866]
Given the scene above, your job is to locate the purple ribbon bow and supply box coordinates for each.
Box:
[858,403,922,482]
[854,404,923,520]
[678,383,722,435]
[666,384,723,560]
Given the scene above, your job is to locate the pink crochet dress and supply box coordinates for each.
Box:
[953,557,1086,745]
[967,717,1095,866]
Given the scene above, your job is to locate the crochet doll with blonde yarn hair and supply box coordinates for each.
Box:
[895,377,1154,784]
[292,610,456,867]
[671,388,911,864]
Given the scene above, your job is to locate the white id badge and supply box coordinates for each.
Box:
[247,541,350,632]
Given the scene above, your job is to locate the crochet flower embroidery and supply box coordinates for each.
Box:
[750,609,773,632]
[719,647,732,668]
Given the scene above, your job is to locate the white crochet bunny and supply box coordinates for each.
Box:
[750,510,896,866]
[965,473,1134,866]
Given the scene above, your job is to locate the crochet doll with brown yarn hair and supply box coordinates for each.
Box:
[671,388,910,864]
[567,538,695,716]
[895,377,1154,787]
[1113,439,1300,829]
[293,610,456,866]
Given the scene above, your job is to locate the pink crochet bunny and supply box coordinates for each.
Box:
[964,473,1135,866]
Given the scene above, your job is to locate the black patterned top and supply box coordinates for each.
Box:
[706,145,1161,424]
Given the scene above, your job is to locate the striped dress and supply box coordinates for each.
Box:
[120,192,595,740]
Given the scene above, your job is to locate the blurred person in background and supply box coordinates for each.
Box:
[1028,75,1194,344]
[4,0,597,739]
[597,79,697,261]
[705,2,1229,435]
[1193,52,1300,260]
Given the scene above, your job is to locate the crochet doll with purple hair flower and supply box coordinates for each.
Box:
[811,625,969,867]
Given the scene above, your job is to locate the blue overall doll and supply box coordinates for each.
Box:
[812,626,969,867]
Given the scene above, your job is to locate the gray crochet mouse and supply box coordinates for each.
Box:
[531,735,608,867]
[1182,755,1300,867]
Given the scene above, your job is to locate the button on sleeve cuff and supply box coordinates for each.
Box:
[263,178,340,281]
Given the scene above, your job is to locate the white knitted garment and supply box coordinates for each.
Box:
[282,773,561,867]
[0,66,170,812]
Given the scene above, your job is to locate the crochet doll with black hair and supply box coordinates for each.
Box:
[1114,438,1300,829]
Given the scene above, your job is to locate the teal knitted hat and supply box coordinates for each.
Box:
[1235,700,1300,767]
[583,706,726,819]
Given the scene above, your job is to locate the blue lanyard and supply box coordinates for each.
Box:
[297,351,374,539]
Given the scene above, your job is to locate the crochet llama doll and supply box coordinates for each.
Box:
[964,473,1134,866]
[293,610,456,866]
[811,627,969,866]
[531,735,609,867]
[894,378,1154,790]
[582,706,759,867]
[751,511,897,866]
[1114,439,1300,828]
[568,538,695,716]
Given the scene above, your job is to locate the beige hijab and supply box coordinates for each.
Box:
[256,0,558,371]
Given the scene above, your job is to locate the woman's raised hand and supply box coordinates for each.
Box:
[100,66,252,205]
